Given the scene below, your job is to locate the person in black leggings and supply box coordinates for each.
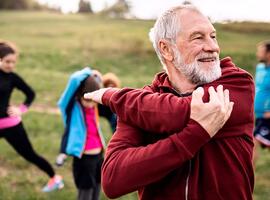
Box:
[0,41,63,192]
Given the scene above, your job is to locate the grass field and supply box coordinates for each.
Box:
[0,11,270,200]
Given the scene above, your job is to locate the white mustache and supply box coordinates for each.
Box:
[196,53,219,60]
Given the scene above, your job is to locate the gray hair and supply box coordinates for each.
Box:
[149,5,201,68]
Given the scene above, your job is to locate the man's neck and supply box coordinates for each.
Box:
[167,67,196,94]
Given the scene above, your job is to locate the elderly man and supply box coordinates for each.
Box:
[85,5,254,200]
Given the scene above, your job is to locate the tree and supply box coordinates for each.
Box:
[182,1,192,5]
[0,0,28,10]
[78,0,93,13]
[101,0,131,18]
[0,0,58,11]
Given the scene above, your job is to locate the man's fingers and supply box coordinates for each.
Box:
[84,91,100,103]
[84,88,109,104]
[216,85,225,105]
[224,89,230,110]
[208,86,218,103]
[225,102,234,121]
[84,92,94,100]
[192,87,204,104]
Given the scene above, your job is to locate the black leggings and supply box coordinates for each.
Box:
[0,123,55,178]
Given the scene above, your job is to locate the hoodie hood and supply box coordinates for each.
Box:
[150,57,253,93]
[149,57,254,139]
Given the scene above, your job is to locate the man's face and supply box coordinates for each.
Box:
[173,10,221,84]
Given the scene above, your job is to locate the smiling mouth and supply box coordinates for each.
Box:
[198,57,216,62]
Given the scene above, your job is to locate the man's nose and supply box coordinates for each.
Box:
[203,38,220,53]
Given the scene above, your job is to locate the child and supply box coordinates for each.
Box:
[0,41,63,192]
[98,72,121,132]
[57,68,105,200]
[102,72,121,88]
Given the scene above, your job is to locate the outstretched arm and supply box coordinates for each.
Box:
[85,69,254,135]
[85,87,191,134]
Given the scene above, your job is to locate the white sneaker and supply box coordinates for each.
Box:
[42,175,64,192]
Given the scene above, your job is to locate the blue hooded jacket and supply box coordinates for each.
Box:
[58,67,105,157]
[254,63,270,118]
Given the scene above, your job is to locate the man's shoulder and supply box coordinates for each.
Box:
[221,57,253,81]
[144,71,175,93]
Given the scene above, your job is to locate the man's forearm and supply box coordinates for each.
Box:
[102,88,191,134]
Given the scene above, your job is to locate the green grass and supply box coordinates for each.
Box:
[0,11,270,199]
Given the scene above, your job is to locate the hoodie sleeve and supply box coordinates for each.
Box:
[102,88,191,134]
[102,118,210,198]
[101,67,255,136]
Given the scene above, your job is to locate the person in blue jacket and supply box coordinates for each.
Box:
[57,68,112,200]
[254,41,270,160]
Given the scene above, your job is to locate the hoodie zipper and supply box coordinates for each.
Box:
[185,160,191,200]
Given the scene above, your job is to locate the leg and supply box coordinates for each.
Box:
[78,188,94,200]
[91,154,103,200]
[91,184,101,200]
[73,154,102,200]
[253,118,262,165]
[253,118,270,164]
[4,123,55,177]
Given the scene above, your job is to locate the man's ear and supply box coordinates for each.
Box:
[158,39,174,62]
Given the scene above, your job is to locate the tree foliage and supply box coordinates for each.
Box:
[78,0,93,13]
[0,0,58,11]
[101,0,131,18]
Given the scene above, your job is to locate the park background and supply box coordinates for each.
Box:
[0,0,270,199]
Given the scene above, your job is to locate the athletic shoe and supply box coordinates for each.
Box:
[42,175,64,192]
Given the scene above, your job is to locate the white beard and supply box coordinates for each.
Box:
[173,49,221,85]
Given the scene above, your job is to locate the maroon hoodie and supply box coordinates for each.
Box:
[102,57,255,200]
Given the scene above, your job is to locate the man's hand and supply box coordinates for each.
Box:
[190,85,234,137]
[7,106,22,117]
[84,88,111,104]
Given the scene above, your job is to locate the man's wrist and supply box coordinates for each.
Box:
[102,88,120,105]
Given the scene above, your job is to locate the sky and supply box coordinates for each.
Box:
[37,0,270,22]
